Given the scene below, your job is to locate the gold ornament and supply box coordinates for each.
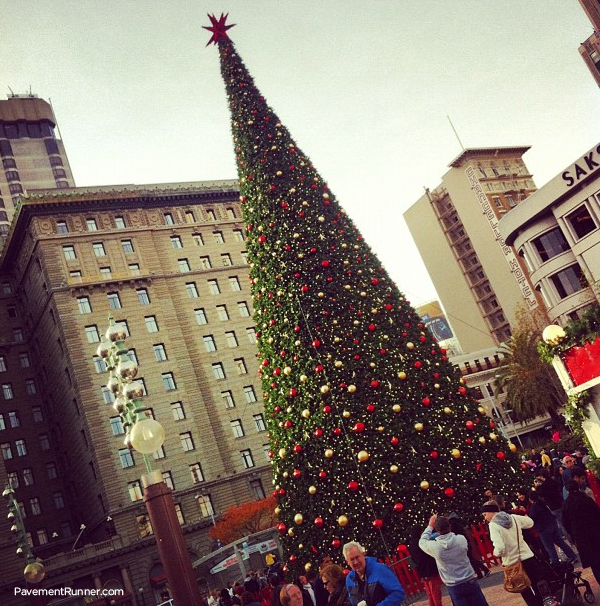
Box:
[420,480,430,490]
[300,375,308,383]
[490,433,498,441]
[283,366,292,375]
[301,409,311,419]
[342,410,351,418]
[348,385,357,393]
[274,507,281,515]
[338,515,349,527]
[308,486,317,495]
[377,426,384,432]
[325,449,334,458]
[283,471,289,478]
[479,437,486,444]
[509,442,517,453]
[415,422,424,431]
[320,385,330,394]
[294,513,304,525]
[451,449,461,459]
[335,360,343,368]
[279,448,286,459]
[390,465,399,474]
[357,450,370,462]
[444,407,452,414]
[397,371,407,380]
[318,292,325,298]
[406,342,415,350]
[478,406,485,414]
[288,529,294,536]
[305,562,312,572]
[434,383,440,389]
[392,404,401,413]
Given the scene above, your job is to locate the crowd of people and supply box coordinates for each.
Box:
[197,446,600,606]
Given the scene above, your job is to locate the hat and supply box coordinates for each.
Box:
[481,502,500,513]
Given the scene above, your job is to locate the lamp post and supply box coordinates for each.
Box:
[98,316,202,606]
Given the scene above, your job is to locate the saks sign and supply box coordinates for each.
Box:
[562,143,600,187]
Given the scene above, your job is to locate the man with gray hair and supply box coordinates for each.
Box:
[343,541,405,606]
[419,514,489,606]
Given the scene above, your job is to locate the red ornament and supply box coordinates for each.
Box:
[314,517,324,528]
[312,339,322,348]
[292,469,301,479]
[333,428,342,436]
[414,361,422,369]
[301,285,309,293]
[293,445,302,454]
[353,423,365,433]
[422,397,431,406]
[289,555,296,563]
[465,421,474,430]
[319,471,327,479]
[372,519,383,528]
[322,260,330,267]
[370,380,379,389]
[371,279,379,285]
[458,386,467,395]
[430,451,439,458]
[366,404,375,413]
[322,405,331,414]
[368,324,376,331]
[497,451,505,460]
[274,368,281,376]
[348,481,359,492]
[277,523,287,534]
[284,420,293,428]
[262,359,270,367]
[257,235,266,244]
[314,428,323,437]
[315,365,324,373]
[332,539,341,549]
[390,437,399,446]
[289,388,298,397]
[279,488,286,496]
[394,503,404,512]
[444,488,455,498]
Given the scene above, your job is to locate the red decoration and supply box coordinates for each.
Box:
[393,503,404,512]
[313,428,323,437]
[372,519,383,528]
[319,471,327,479]
[312,339,322,348]
[257,235,266,244]
[444,488,455,498]
[284,420,293,428]
[496,452,505,460]
[563,338,600,386]
[353,423,365,433]
[366,404,375,413]
[332,539,341,549]
[370,381,379,389]
[292,469,301,479]
[348,481,359,492]
[289,388,298,397]
[390,437,399,446]
[314,517,324,528]
[293,445,302,453]
[422,397,431,406]
[277,523,287,534]
[430,451,439,458]
[465,421,474,430]
[203,13,236,45]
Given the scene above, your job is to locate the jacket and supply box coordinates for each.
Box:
[563,490,600,568]
[345,556,406,606]
[327,585,352,606]
[408,534,439,579]
[488,512,534,566]
[418,527,473,586]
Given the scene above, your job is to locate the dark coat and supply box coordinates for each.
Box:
[327,585,352,606]
[408,535,438,579]
[563,491,600,568]
[314,578,329,606]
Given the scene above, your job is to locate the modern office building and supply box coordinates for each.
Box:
[0,182,273,605]
[576,0,600,87]
[0,94,75,234]
[404,147,540,353]
[500,141,600,324]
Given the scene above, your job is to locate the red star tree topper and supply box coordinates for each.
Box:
[205,15,526,574]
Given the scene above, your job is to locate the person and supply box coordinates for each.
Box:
[527,491,577,565]
[563,479,600,585]
[314,555,332,606]
[418,514,489,606]
[530,449,542,472]
[246,572,261,597]
[321,563,351,606]
[241,591,263,606]
[483,500,550,606]
[270,572,284,606]
[343,541,406,606]
[220,588,234,606]
[281,584,305,606]
[561,455,577,498]
[296,575,316,606]
[572,467,595,499]
[540,449,552,468]
[448,515,490,579]
[409,524,444,606]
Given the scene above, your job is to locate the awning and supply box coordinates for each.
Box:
[151,574,168,587]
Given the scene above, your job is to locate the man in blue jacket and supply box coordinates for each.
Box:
[343,541,405,606]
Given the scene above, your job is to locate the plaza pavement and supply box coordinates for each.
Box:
[407,564,599,605]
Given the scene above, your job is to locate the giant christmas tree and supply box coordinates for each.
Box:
[204,14,525,573]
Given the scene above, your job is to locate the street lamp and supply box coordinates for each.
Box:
[98,316,202,606]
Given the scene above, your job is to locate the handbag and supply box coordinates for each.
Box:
[503,517,532,593]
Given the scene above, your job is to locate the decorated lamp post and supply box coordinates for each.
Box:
[98,316,202,606]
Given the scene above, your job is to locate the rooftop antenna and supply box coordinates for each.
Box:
[447,115,465,151]
[7,86,14,97]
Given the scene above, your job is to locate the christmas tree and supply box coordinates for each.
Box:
[204,14,525,573]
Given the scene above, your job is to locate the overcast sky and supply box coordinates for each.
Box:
[2,1,599,306]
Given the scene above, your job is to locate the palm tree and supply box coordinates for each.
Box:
[495,328,567,431]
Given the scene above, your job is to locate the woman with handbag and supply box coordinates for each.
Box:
[483,501,551,606]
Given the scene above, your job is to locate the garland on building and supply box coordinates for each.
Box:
[204,14,526,573]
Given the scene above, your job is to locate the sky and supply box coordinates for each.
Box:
[2,1,599,306]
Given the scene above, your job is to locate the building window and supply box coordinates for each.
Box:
[154,343,167,361]
[180,432,195,451]
[240,251,249,264]
[222,390,235,408]
[238,302,250,317]
[186,282,199,298]
[32,407,43,423]
[178,258,191,273]
[226,207,236,219]
[246,327,257,343]
[171,235,183,249]
[229,277,241,292]
[101,386,115,404]
[225,331,238,347]
[7,305,17,318]
[117,319,130,337]
[153,446,166,460]
[129,263,140,276]
[221,253,233,267]
[145,316,159,333]
[550,264,587,299]
[84,324,100,343]
[212,363,226,380]
[46,463,57,480]
[16,439,27,456]
[100,266,112,278]
[2,281,12,294]
[213,231,225,244]
[122,239,135,254]
[197,494,214,518]
[107,292,121,309]
[185,211,196,223]
[250,478,266,499]
[77,297,92,314]
[92,242,106,257]
[22,468,34,486]
[203,335,217,352]
[241,449,255,469]
[2,383,13,399]
[86,218,98,231]
[194,308,208,325]
[39,434,50,451]
[1,442,12,459]
[216,305,229,321]
[30,498,42,516]
[566,205,597,240]
[231,419,245,438]
[235,358,248,374]
[233,229,244,242]
[110,416,125,436]
[0,356,6,371]
[532,227,570,262]
[56,220,68,233]
[193,233,204,246]
[128,480,143,502]
[8,411,20,427]
[137,514,153,538]
[253,413,266,432]
[53,492,65,509]
[171,401,186,420]
[243,386,257,403]
[162,372,177,391]
[115,216,126,229]
[7,470,18,488]
[190,463,204,484]
[25,379,36,395]
[12,329,23,342]
[162,471,175,490]
[164,212,174,225]
[137,289,151,305]
[119,448,135,468]
[62,245,76,260]
[206,209,216,221]
[208,279,220,295]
